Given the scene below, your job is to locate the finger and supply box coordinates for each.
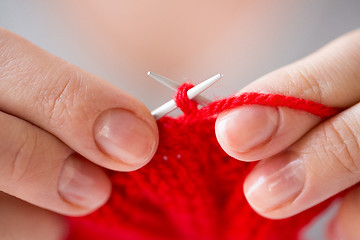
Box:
[0,110,111,215]
[328,186,360,240]
[243,102,360,219]
[0,28,158,171]
[0,192,68,240]
[215,29,360,161]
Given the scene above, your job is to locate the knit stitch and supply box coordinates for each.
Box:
[67,84,341,240]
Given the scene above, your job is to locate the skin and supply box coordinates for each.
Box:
[0,28,159,239]
[215,29,360,239]
[2,26,360,239]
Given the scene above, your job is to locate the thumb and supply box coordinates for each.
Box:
[0,28,159,172]
[215,29,360,218]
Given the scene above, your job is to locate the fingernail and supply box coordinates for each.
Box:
[244,155,305,212]
[216,105,279,152]
[93,109,156,165]
[58,155,110,209]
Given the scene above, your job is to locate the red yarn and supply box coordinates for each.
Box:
[67,84,341,240]
[173,83,340,119]
[173,83,198,115]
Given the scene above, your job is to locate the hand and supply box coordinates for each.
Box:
[0,28,158,239]
[215,29,360,239]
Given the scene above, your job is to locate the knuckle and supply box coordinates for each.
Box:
[324,118,360,175]
[38,64,83,127]
[285,64,325,103]
[6,127,38,184]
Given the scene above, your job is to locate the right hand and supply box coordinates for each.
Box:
[0,28,159,239]
[215,29,360,239]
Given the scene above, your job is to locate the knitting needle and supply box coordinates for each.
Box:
[147,72,211,106]
[151,74,222,120]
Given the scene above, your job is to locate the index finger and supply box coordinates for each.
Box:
[215,29,360,161]
[0,28,158,171]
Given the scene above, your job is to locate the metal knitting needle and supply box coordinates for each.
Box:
[151,74,222,120]
[147,72,211,106]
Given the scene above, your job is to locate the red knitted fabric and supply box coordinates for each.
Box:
[67,84,341,240]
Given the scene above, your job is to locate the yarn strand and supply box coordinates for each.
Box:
[173,83,340,119]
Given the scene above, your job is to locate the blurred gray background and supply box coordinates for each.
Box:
[1,0,359,239]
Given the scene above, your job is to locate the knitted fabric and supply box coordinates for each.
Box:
[67,84,341,240]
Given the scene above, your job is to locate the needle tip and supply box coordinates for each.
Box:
[147,71,152,76]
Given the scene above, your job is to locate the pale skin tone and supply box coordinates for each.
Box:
[216,29,360,240]
[0,27,359,239]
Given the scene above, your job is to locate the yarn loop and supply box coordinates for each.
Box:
[173,83,198,115]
